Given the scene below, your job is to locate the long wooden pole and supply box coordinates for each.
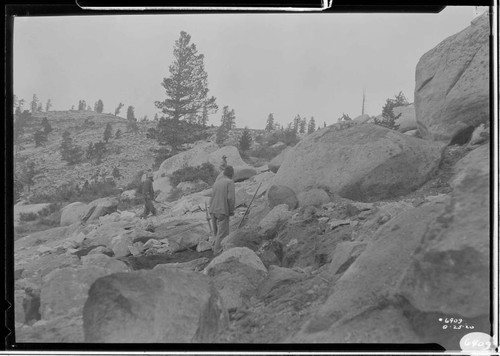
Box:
[238,182,262,229]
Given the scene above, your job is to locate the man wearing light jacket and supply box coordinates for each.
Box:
[209,165,235,254]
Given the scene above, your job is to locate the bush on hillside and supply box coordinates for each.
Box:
[249,145,285,161]
[151,147,178,170]
[19,212,39,222]
[266,128,299,147]
[170,162,218,187]
[29,180,120,204]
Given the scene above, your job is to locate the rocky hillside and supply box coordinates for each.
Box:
[15,111,159,197]
[14,111,265,200]
[11,14,492,351]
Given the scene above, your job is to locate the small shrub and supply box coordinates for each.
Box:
[170,162,218,187]
[152,147,177,170]
[19,212,39,222]
[250,145,285,161]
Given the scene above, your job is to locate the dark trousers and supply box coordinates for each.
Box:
[211,213,229,253]
[142,197,157,217]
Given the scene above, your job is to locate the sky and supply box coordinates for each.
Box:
[13,7,482,130]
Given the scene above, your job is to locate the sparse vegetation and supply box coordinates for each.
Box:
[60,131,84,165]
[373,91,408,130]
[151,147,177,170]
[170,162,218,187]
[103,123,113,143]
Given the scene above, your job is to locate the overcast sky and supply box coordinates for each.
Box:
[13,7,479,129]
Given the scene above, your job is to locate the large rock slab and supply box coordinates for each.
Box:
[233,166,257,182]
[293,201,445,342]
[81,197,119,223]
[60,202,88,226]
[268,146,293,173]
[221,228,261,252]
[83,269,228,342]
[267,185,298,210]
[273,123,444,202]
[208,145,247,168]
[399,144,489,318]
[16,312,84,343]
[81,254,130,273]
[155,141,220,179]
[258,204,293,238]
[204,247,267,275]
[297,188,330,207]
[206,259,267,311]
[415,14,489,142]
[153,177,173,197]
[40,266,112,321]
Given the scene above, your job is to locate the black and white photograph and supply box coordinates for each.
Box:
[5,2,497,353]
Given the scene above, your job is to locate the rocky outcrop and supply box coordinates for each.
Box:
[83,268,227,342]
[155,141,220,180]
[221,228,261,251]
[204,247,268,275]
[258,204,293,238]
[267,185,298,210]
[233,166,257,182]
[208,145,247,168]
[60,202,88,226]
[273,123,444,202]
[297,188,330,207]
[268,146,292,173]
[81,197,119,223]
[293,201,445,342]
[81,254,130,273]
[399,145,490,319]
[40,266,113,321]
[257,265,304,298]
[204,247,267,311]
[415,14,490,143]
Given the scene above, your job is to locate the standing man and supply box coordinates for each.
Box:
[220,155,228,171]
[141,172,157,218]
[209,165,235,254]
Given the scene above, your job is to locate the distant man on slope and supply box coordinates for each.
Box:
[209,165,235,254]
[141,172,157,218]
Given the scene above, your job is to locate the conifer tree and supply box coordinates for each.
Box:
[307,116,316,134]
[103,122,113,143]
[114,103,124,116]
[30,94,38,113]
[155,31,218,122]
[265,113,275,131]
[239,127,252,152]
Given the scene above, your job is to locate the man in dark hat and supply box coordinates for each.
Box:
[141,172,157,218]
[209,165,235,254]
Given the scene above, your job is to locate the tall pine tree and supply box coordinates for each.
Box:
[265,113,275,131]
[155,31,218,122]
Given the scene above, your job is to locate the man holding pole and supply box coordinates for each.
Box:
[208,165,235,255]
